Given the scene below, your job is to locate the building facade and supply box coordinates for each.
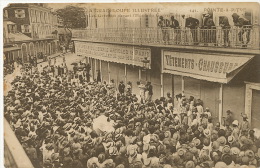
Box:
[4,3,60,63]
[73,3,260,126]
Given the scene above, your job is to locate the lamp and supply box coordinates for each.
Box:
[141,57,150,81]
[141,57,150,70]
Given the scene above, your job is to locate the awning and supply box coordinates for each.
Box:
[162,50,254,84]
[6,21,16,25]
[74,41,152,68]
[4,46,20,52]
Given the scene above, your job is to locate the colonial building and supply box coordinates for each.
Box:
[73,3,260,127]
[4,3,60,63]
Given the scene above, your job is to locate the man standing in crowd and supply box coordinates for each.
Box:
[232,13,251,47]
[118,81,125,95]
[137,81,146,103]
[158,16,170,44]
[145,81,153,102]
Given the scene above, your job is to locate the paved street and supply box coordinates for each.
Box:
[38,52,86,71]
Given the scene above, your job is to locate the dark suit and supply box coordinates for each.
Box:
[185,17,199,44]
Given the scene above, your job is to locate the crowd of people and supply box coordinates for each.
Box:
[157,12,251,47]
[4,58,260,168]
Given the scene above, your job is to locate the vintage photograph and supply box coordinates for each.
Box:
[3,2,260,168]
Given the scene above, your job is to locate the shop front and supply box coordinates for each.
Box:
[74,41,152,96]
[161,49,254,123]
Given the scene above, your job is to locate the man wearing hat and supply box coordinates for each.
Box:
[223,110,233,127]
[240,113,249,133]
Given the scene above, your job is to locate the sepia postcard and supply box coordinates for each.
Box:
[3,2,260,168]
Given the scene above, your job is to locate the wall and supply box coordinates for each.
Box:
[223,83,245,124]
[251,89,260,128]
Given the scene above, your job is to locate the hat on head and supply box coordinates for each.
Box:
[185,161,195,168]
[231,147,241,155]
[212,141,220,151]
[108,146,118,156]
[241,156,249,165]
[115,134,122,141]
[245,150,255,161]
[129,148,137,158]
[203,129,211,137]
[178,148,186,156]
[193,138,201,147]
[242,113,248,119]
[214,162,227,168]
[228,136,235,144]
[212,152,220,162]
[143,158,151,166]
[217,136,227,146]
[232,120,239,126]
[222,145,231,154]
[164,131,171,138]
[222,154,232,165]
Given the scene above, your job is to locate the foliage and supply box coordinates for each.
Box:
[56,5,86,28]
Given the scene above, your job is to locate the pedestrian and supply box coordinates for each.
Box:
[118,81,125,95]
[145,81,153,102]
[137,81,146,103]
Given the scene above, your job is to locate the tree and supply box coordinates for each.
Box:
[56,5,86,29]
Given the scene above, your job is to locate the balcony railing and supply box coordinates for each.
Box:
[72,26,260,50]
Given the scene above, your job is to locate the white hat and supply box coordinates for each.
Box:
[232,120,239,126]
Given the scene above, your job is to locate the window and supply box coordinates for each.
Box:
[8,24,17,33]
[15,9,25,18]
[21,25,31,33]
[4,10,8,18]
[30,10,35,22]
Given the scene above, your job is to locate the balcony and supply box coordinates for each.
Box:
[72,26,260,50]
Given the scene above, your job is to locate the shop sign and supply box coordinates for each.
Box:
[162,50,253,80]
[75,41,151,68]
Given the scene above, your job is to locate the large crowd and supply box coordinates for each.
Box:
[4,59,260,168]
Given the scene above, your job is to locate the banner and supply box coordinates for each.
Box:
[162,50,253,83]
[75,41,151,68]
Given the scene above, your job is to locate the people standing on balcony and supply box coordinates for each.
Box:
[219,16,231,47]
[232,13,251,47]
[185,16,200,45]
[169,16,180,44]
[202,13,216,45]
[157,16,170,44]
[180,14,189,45]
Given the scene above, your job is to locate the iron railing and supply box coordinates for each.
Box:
[72,26,260,49]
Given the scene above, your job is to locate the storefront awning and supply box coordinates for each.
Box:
[4,46,20,52]
[162,50,254,84]
[74,41,151,68]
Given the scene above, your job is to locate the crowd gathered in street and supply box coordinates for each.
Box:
[4,58,260,168]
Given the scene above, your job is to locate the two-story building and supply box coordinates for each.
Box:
[72,3,260,127]
[4,3,61,63]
